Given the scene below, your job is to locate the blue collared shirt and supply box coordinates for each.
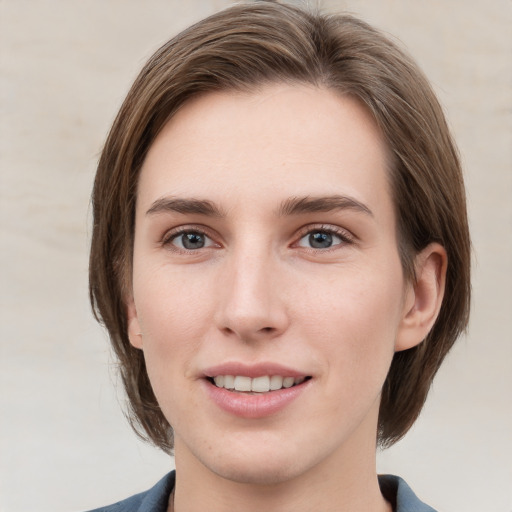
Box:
[86,471,437,512]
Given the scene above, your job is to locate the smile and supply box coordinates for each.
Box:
[203,365,313,418]
[211,375,309,393]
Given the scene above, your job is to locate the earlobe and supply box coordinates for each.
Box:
[395,243,447,352]
[126,297,143,349]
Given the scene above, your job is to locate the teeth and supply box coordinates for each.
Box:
[234,376,252,392]
[212,375,307,393]
[283,377,295,388]
[223,375,235,390]
[251,375,270,392]
[269,375,283,390]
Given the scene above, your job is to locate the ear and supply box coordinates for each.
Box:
[395,243,447,352]
[126,296,143,349]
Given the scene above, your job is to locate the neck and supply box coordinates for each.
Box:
[171,418,392,512]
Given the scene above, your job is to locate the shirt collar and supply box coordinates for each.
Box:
[136,471,437,512]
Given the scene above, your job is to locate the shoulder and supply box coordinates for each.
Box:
[84,472,175,512]
[85,472,434,512]
[378,474,438,512]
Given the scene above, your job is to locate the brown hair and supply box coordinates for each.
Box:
[89,1,470,452]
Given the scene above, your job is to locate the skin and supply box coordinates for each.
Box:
[126,84,446,512]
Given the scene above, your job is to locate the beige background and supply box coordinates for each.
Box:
[1,1,511,511]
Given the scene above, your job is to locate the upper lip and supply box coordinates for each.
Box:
[203,362,309,379]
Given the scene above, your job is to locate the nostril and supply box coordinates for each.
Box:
[217,319,284,341]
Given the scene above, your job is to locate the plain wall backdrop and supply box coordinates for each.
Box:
[1,1,511,511]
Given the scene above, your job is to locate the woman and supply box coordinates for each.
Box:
[88,2,470,511]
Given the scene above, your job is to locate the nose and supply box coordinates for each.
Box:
[215,248,290,342]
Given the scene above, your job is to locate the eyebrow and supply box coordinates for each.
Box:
[146,197,225,217]
[145,194,373,218]
[277,195,373,217]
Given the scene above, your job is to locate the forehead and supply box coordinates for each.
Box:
[138,84,393,220]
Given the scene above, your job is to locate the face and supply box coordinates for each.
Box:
[128,84,415,485]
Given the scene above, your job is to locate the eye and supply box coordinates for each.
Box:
[167,230,217,250]
[297,229,347,249]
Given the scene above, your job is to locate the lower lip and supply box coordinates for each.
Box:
[204,379,311,419]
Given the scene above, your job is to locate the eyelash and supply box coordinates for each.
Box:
[294,224,355,251]
[161,224,354,252]
[161,225,218,252]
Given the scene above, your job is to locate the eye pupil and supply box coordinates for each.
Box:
[309,232,332,248]
[182,232,205,249]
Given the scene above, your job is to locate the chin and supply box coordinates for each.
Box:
[193,435,317,487]
[210,457,305,486]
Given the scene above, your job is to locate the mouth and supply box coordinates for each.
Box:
[203,365,313,418]
[207,375,312,394]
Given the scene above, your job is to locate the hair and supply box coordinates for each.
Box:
[89,1,470,453]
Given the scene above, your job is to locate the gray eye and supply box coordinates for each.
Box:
[298,230,343,249]
[172,231,214,250]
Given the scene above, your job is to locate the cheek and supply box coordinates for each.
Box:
[134,262,215,337]
[134,289,206,428]
[296,262,404,372]
[132,269,216,394]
